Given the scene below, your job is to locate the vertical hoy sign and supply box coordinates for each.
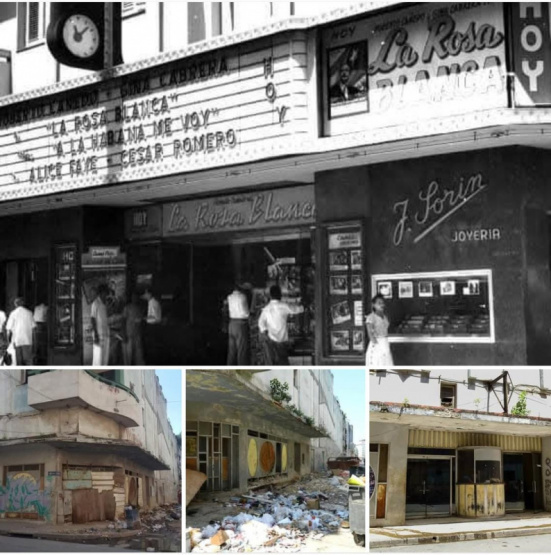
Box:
[511,3,551,105]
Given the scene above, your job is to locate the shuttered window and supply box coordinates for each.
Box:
[26,2,44,45]
[122,2,146,18]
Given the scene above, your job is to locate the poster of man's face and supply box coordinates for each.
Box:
[328,41,368,118]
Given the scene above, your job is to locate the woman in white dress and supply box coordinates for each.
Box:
[365,294,393,367]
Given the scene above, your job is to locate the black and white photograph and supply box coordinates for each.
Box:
[327,41,368,118]
[418,280,434,298]
[330,329,351,351]
[330,275,349,295]
[0,0,549,371]
[330,299,352,325]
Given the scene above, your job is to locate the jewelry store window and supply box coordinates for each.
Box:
[371,269,494,343]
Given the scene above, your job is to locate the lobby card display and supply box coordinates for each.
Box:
[53,244,77,347]
[326,223,365,356]
[372,270,494,341]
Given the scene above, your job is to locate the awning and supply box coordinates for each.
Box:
[0,436,170,470]
[186,370,327,438]
[370,401,551,437]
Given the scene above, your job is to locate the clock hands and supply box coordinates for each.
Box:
[72,24,90,43]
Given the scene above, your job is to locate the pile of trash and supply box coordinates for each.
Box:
[140,503,182,534]
[187,475,350,552]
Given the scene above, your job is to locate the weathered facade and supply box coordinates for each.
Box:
[370,369,551,527]
[0,369,179,524]
[186,369,352,492]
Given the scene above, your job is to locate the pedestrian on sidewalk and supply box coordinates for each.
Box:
[258,284,304,365]
[6,297,36,366]
[225,283,251,365]
[365,293,393,367]
[142,287,162,363]
[91,285,110,366]
[122,291,145,365]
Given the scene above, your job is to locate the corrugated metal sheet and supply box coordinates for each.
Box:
[408,430,542,452]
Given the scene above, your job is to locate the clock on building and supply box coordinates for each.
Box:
[62,14,100,59]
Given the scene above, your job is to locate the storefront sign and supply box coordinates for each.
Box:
[90,246,120,259]
[0,35,309,201]
[328,230,362,250]
[323,2,507,131]
[125,206,163,240]
[48,471,61,477]
[392,172,488,246]
[510,2,551,105]
[163,185,315,236]
[451,227,501,243]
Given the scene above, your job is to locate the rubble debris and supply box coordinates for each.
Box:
[187,472,352,552]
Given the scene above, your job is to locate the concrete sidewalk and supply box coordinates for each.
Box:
[370,513,551,549]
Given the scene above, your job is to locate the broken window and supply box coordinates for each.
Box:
[440,383,456,408]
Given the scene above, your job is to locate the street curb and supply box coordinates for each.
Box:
[370,526,551,549]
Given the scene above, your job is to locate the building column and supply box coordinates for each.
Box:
[542,437,551,511]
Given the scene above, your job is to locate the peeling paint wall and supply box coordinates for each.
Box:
[369,422,408,527]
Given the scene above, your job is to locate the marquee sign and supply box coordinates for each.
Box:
[0,33,309,201]
[322,2,507,134]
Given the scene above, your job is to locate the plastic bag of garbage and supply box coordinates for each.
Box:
[290,508,303,520]
[240,520,270,547]
[202,524,220,538]
[234,513,254,525]
[260,513,275,527]
[277,517,292,526]
[329,476,340,486]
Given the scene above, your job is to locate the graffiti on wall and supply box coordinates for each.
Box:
[545,457,551,509]
[0,472,51,520]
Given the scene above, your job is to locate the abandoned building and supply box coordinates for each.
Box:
[0,369,179,524]
[370,369,551,527]
[186,369,354,492]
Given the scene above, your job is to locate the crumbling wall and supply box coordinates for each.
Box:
[0,444,59,523]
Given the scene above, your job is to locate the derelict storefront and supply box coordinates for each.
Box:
[318,2,551,365]
[125,185,317,365]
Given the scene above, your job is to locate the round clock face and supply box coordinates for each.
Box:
[62,14,100,58]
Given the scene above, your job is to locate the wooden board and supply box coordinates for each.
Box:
[186,469,207,506]
[72,489,101,524]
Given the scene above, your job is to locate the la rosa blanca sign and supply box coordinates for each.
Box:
[163,185,316,236]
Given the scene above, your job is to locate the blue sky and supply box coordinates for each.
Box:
[332,369,366,443]
[155,370,182,435]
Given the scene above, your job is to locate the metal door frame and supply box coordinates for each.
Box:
[406,455,453,518]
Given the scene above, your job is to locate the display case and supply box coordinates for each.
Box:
[53,243,78,348]
[324,222,366,357]
[371,270,494,343]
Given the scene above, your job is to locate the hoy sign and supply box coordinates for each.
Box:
[511,2,551,105]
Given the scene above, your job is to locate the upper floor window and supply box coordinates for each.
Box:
[122,2,146,18]
[19,2,45,49]
[188,2,234,44]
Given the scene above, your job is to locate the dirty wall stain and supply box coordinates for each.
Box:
[0,472,52,520]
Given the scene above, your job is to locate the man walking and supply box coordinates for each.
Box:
[90,285,110,366]
[258,285,304,365]
[142,287,162,363]
[225,283,251,365]
[122,291,144,365]
[6,297,36,366]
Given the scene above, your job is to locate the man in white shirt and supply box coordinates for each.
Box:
[258,285,304,365]
[225,283,251,365]
[142,287,162,363]
[6,297,36,366]
[90,285,110,366]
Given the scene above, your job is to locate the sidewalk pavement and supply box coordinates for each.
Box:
[0,518,140,545]
[370,512,551,549]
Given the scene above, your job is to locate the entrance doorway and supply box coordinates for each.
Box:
[504,453,543,512]
[406,458,452,518]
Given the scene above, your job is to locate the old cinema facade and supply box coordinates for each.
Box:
[0,2,551,365]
